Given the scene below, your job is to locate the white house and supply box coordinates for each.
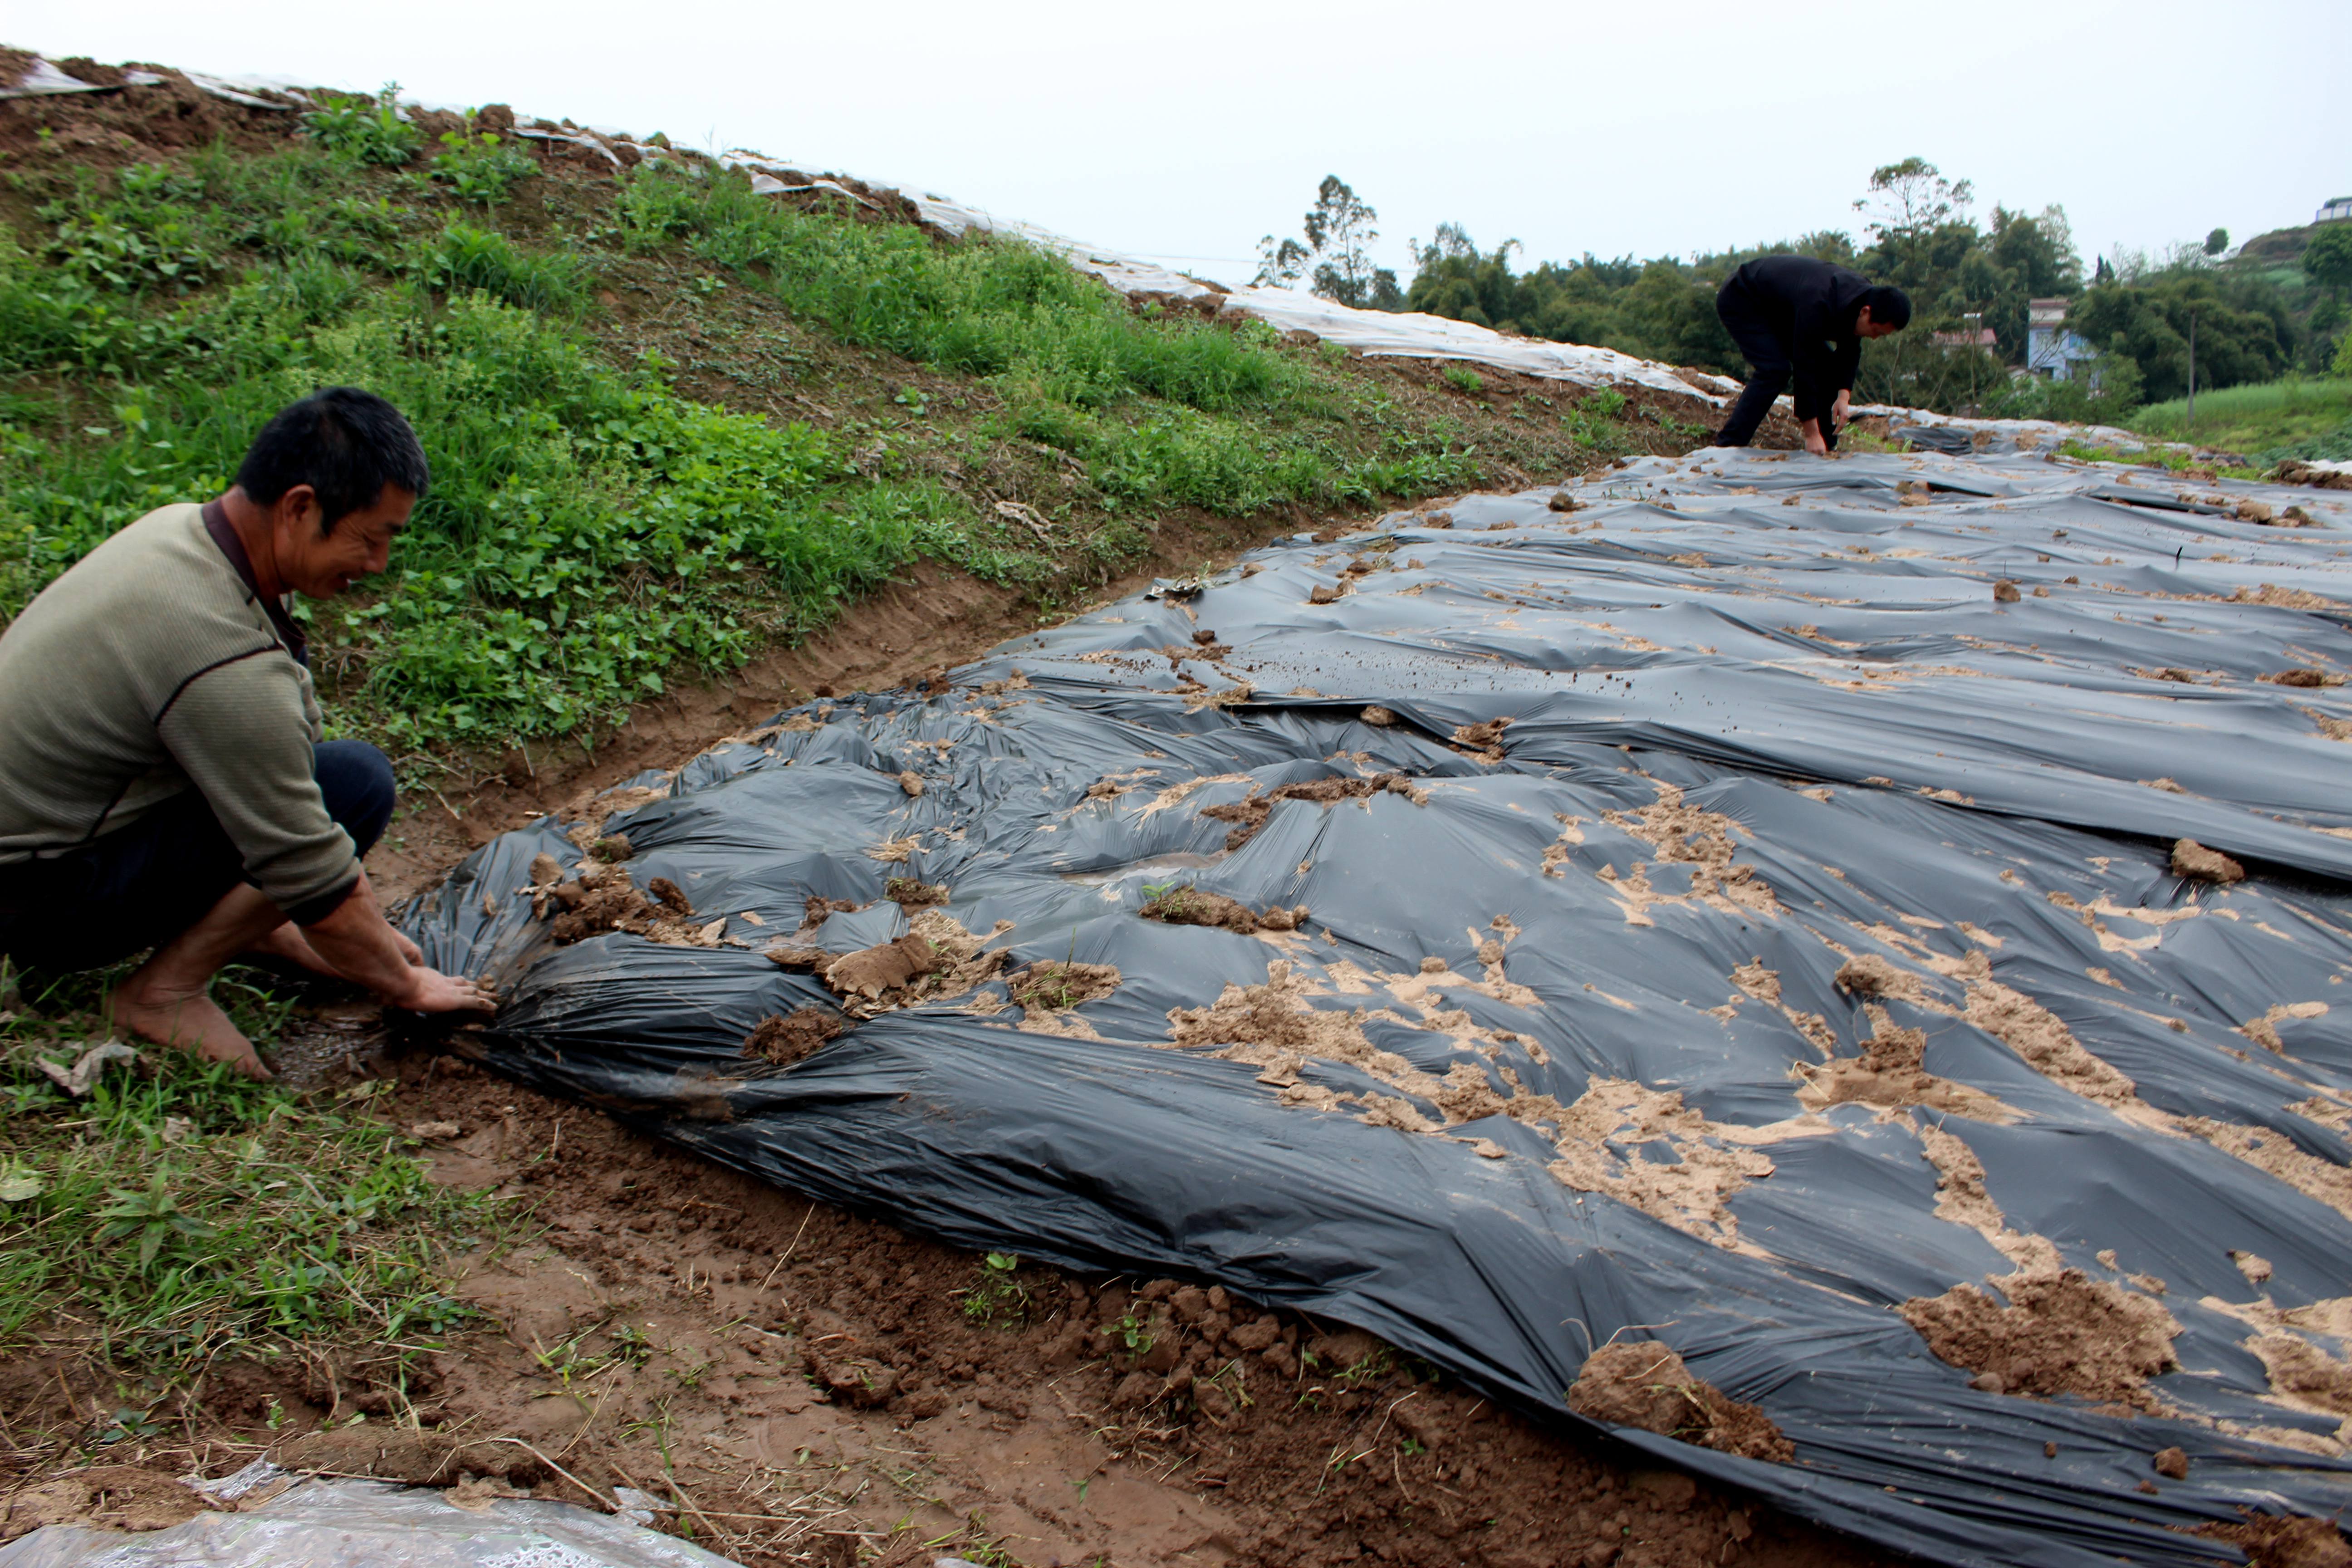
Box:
[2318,196,2352,224]
[2025,298,2097,380]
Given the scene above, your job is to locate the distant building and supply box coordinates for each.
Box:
[2318,196,2352,223]
[2027,298,2097,381]
[1932,326,1998,352]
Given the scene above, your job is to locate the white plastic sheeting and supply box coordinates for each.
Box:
[0,1476,740,1568]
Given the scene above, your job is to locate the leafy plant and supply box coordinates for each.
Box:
[1441,365,1485,396]
[304,85,420,168]
[430,131,537,206]
[1101,1310,1154,1362]
[960,1251,1029,1325]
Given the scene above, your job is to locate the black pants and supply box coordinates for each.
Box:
[0,740,395,974]
[1714,280,1836,451]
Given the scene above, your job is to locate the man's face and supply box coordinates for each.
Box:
[273,484,415,600]
[1854,307,1902,340]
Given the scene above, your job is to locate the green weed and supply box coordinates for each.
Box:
[1441,364,1485,395]
[960,1251,1029,1326]
[304,85,421,168]
[430,131,537,206]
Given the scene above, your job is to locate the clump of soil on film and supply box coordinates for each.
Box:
[884,877,950,909]
[1451,718,1512,761]
[543,864,727,948]
[797,894,867,931]
[1200,773,1424,849]
[1796,1008,2010,1121]
[1900,1268,2180,1407]
[1567,1342,1795,1464]
[1006,961,1122,1013]
[768,910,1011,1017]
[2247,1333,2352,1421]
[1140,886,1310,934]
[1601,783,1778,918]
[742,1007,848,1067]
[0,1465,211,1537]
[2173,838,2247,883]
[1834,954,1924,1003]
[2194,1513,2352,1568]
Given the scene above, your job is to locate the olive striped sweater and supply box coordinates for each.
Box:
[0,503,359,922]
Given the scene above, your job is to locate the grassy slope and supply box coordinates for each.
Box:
[2127,377,2352,463]
[0,81,1692,768]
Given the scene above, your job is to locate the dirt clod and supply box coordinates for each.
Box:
[823,934,946,1000]
[2173,838,2247,884]
[1994,579,2022,603]
[1900,1268,2180,1407]
[743,1007,847,1067]
[1566,1342,1793,1463]
[1140,887,1308,935]
[897,770,926,796]
[2197,1514,2352,1568]
[1008,961,1122,1013]
[1201,774,1422,850]
[884,877,949,909]
[2153,1445,2189,1479]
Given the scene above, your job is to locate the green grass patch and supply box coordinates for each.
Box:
[0,125,1622,761]
[0,965,503,1398]
[2128,377,2352,462]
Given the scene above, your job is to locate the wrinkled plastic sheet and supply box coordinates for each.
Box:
[0,1477,737,1567]
[410,397,2352,1568]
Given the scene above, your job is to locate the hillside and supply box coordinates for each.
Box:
[0,57,1711,772]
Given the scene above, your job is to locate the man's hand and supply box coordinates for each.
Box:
[1800,417,1830,457]
[302,869,496,1016]
[1832,389,1852,428]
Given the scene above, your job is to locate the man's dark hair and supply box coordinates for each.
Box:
[234,387,429,532]
[1862,285,1912,330]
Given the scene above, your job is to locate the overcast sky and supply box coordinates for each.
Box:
[18,0,2350,289]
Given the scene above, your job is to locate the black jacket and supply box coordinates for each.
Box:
[1723,256,1875,422]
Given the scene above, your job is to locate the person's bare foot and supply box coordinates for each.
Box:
[105,983,272,1080]
[247,921,343,980]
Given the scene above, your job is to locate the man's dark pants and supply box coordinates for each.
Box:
[1713,279,1836,451]
[0,740,395,975]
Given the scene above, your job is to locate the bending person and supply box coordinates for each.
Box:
[1712,256,1910,453]
[0,387,494,1078]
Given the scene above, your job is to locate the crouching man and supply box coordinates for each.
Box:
[0,387,493,1078]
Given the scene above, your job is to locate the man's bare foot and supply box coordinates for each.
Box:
[247,922,343,980]
[105,983,272,1080]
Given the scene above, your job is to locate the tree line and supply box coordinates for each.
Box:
[1251,162,2352,417]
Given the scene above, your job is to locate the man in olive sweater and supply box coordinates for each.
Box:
[0,388,491,1078]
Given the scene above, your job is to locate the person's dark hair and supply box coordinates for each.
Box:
[234,387,429,532]
[1862,285,1912,330]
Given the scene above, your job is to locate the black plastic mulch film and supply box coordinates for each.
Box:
[409,446,2352,1567]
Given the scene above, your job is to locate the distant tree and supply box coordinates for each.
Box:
[1855,158,1974,240]
[2305,224,2352,300]
[2204,227,2230,256]
[1253,234,1308,289]
[2071,274,2287,401]
[1254,176,1397,309]
[1302,176,1387,309]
